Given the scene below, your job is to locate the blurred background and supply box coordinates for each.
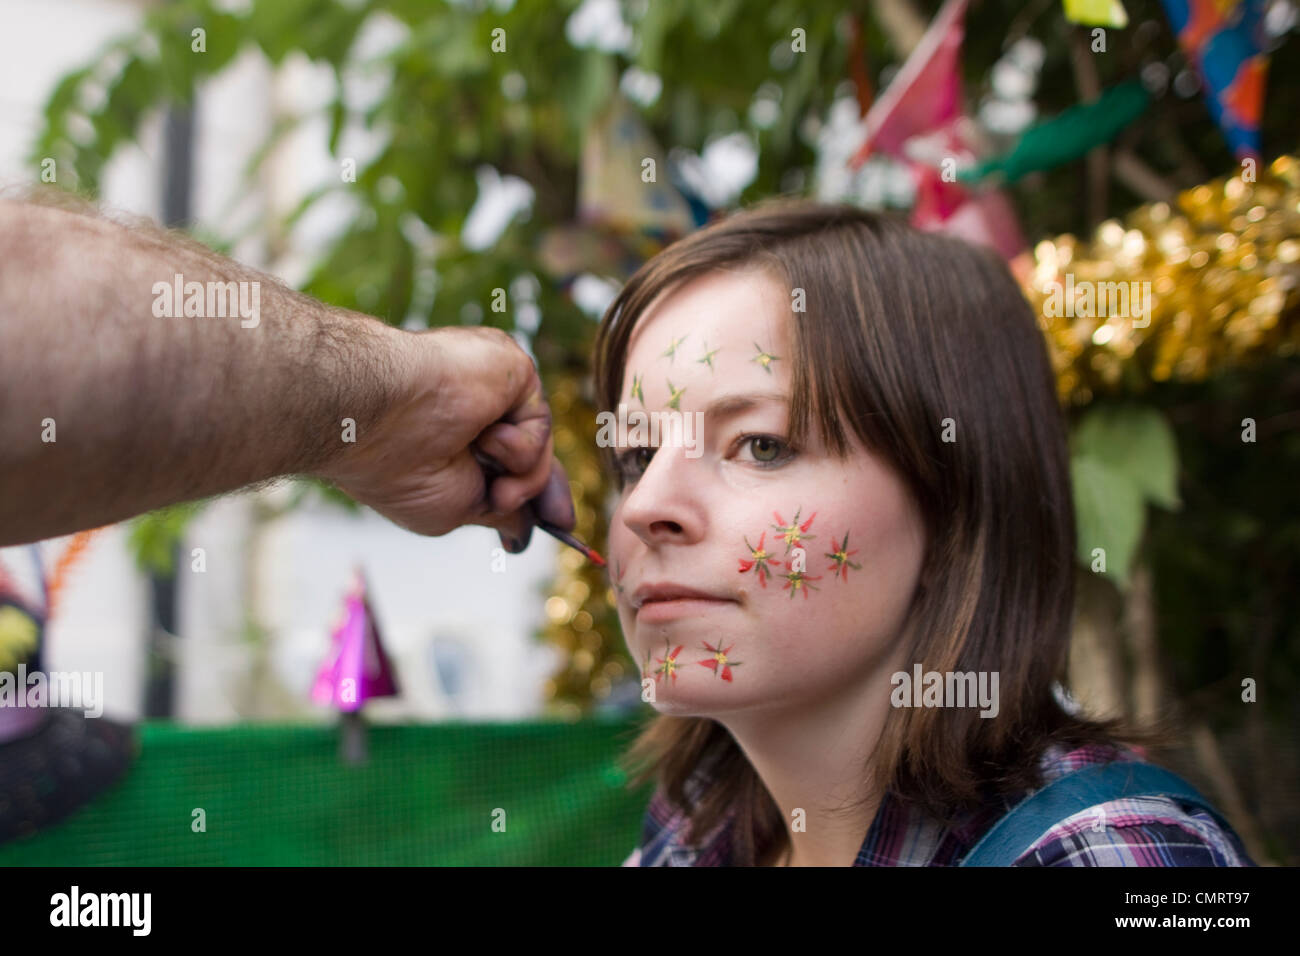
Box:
[0,0,1296,864]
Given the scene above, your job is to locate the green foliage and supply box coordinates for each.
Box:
[127,501,207,577]
[1144,359,1300,726]
[30,0,853,329]
[1070,403,1181,585]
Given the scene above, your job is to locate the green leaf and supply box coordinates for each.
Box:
[1073,403,1182,510]
[127,501,207,577]
[328,94,346,155]
[634,0,688,74]
[203,11,247,74]
[248,0,319,64]
[563,48,615,135]
[44,67,93,119]
[1071,453,1146,585]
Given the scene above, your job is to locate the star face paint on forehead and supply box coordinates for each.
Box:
[752,342,780,373]
[661,333,688,364]
[624,297,791,415]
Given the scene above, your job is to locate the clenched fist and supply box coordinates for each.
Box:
[316,325,575,553]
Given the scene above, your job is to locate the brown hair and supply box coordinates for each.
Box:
[593,198,1166,866]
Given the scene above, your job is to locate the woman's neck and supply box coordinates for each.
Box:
[716,655,901,867]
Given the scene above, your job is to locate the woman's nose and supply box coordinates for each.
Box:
[618,446,708,546]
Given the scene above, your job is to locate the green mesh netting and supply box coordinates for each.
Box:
[0,717,653,865]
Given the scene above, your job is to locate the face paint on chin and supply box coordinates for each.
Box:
[653,640,685,685]
[698,640,741,681]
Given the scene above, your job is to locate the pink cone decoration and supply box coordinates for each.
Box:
[311,569,398,712]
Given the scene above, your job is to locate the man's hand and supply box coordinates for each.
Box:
[316,325,575,553]
[0,196,577,549]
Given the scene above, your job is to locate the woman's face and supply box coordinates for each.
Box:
[607,266,928,716]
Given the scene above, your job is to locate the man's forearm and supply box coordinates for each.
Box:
[0,199,406,545]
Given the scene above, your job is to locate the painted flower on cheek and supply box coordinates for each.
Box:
[772,507,817,553]
[825,531,863,581]
[737,510,869,598]
[781,564,822,599]
[610,557,628,598]
[738,531,777,587]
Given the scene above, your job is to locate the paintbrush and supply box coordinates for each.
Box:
[528,501,606,567]
[473,449,606,566]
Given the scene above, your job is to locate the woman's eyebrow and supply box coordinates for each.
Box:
[702,391,789,420]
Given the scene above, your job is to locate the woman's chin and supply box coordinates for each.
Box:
[643,678,758,715]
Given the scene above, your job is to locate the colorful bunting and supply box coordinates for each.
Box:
[958,80,1150,185]
[850,0,1027,260]
[1159,0,1269,160]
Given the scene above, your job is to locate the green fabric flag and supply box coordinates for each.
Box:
[959,80,1149,185]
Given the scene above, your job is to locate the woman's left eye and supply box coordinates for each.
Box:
[736,434,794,467]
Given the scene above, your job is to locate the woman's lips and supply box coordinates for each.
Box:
[628,582,738,622]
[635,596,737,622]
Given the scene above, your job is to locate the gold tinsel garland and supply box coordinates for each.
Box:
[1024,152,1300,407]
[537,372,625,718]
[541,153,1300,710]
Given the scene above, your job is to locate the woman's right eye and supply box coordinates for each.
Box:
[616,446,655,482]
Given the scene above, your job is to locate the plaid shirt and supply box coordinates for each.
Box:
[622,742,1257,866]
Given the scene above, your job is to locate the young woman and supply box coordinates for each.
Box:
[591,200,1256,867]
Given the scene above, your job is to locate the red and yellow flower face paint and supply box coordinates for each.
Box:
[654,641,685,684]
[737,508,863,600]
[738,531,777,587]
[825,531,862,581]
[698,640,741,681]
[772,507,816,553]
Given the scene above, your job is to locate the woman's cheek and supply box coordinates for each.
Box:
[605,498,876,690]
[734,504,865,603]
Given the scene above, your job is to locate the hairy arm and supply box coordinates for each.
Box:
[0,198,572,548]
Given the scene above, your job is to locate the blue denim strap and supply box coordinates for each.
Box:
[959,762,1232,866]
